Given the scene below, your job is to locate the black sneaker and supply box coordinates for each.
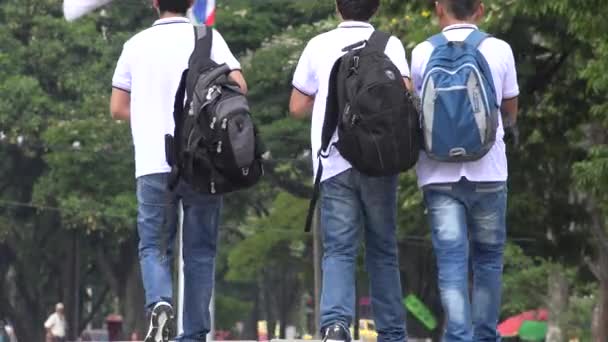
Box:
[144,301,175,342]
[322,323,351,342]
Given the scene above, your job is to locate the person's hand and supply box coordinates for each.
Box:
[504,124,520,147]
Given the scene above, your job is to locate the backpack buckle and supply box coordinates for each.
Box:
[352,56,360,70]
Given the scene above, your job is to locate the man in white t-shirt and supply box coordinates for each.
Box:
[44,303,66,342]
[410,0,519,340]
[290,1,410,341]
[110,1,246,341]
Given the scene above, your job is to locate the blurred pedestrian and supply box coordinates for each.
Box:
[0,320,8,342]
[44,303,66,342]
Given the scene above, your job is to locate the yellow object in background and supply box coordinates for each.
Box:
[349,319,378,342]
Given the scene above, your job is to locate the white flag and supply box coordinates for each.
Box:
[63,0,113,21]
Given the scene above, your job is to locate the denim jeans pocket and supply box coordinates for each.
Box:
[137,174,171,206]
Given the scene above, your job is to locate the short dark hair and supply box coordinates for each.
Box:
[336,0,380,22]
[440,0,481,20]
[158,0,190,14]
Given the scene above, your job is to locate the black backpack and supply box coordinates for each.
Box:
[305,31,420,231]
[165,26,264,194]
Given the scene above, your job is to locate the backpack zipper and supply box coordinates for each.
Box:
[421,63,492,114]
[434,85,468,91]
[357,121,386,170]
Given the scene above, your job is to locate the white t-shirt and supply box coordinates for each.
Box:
[292,21,411,182]
[44,313,66,338]
[411,24,520,187]
[112,17,241,178]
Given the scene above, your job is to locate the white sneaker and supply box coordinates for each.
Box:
[144,301,175,342]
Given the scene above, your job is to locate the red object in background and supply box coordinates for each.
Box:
[498,309,548,337]
[215,330,231,340]
[359,297,371,306]
[105,314,123,341]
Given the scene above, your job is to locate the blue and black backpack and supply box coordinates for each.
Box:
[420,30,499,162]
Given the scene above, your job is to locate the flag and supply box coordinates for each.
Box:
[192,0,216,26]
[63,0,112,21]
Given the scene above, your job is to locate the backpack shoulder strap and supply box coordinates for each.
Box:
[304,57,343,233]
[464,30,490,48]
[166,69,189,190]
[173,69,188,124]
[320,57,342,152]
[428,33,449,47]
[188,25,214,69]
[366,30,391,52]
[186,25,216,98]
[195,25,212,57]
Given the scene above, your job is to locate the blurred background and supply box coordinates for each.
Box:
[0,0,606,341]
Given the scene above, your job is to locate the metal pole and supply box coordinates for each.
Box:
[177,202,184,335]
[72,231,80,341]
[312,205,322,339]
[208,291,215,342]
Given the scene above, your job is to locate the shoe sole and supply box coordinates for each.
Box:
[144,304,175,342]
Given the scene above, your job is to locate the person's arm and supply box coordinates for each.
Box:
[44,314,54,337]
[501,97,518,127]
[404,78,413,92]
[111,42,132,120]
[385,36,412,92]
[410,43,429,96]
[210,29,247,94]
[289,89,314,119]
[502,44,520,127]
[290,40,318,119]
[228,70,248,95]
[110,88,131,121]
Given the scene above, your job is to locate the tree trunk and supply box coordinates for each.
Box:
[546,268,568,342]
[93,233,143,340]
[593,251,608,341]
[121,259,146,339]
[62,231,82,340]
[242,283,260,340]
[588,206,608,341]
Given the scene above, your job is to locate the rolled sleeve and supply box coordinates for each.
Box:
[112,42,132,92]
[292,41,318,96]
[502,46,519,99]
[210,29,241,71]
[384,36,410,78]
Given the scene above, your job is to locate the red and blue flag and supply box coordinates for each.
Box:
[193,0,216,26]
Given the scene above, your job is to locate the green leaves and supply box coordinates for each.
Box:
[226,192,308,282]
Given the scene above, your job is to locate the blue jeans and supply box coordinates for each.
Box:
[423,178,507,342]
[137,173,222,341]
[320,169,407,342]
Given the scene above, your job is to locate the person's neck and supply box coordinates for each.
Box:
[439,17,476,30]
[159,11,185,19]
